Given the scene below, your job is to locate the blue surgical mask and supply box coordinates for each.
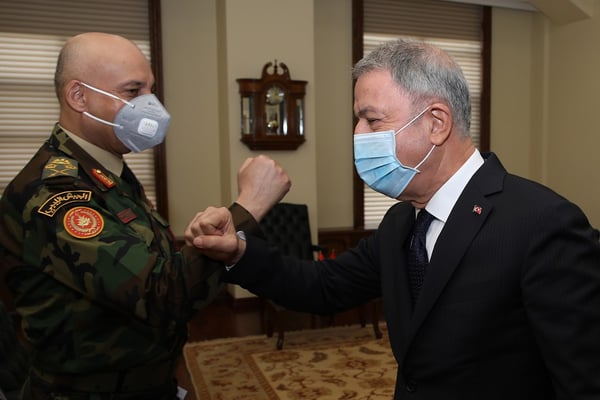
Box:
[354,107,435,198]
[80,82,171,152]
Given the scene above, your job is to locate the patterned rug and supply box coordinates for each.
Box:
[183,324,396,400]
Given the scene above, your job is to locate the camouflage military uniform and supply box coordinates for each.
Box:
[0,125,258,399]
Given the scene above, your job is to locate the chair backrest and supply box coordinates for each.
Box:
[260,203,314,260]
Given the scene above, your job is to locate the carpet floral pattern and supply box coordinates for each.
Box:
[183,324,396,400]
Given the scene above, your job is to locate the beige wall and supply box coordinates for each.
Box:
[490,4,600,227]
[161,0,223,234]
[544,3,600,227]
[314,0,355,228]
[162,0,353,238]
[490,8,538,179]
[223,0,318,224]
[162,1,600,244]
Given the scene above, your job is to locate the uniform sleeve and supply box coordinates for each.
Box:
[5,181,260,325]
[178,202,261,312]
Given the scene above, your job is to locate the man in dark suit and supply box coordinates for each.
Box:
[186,39,600,399]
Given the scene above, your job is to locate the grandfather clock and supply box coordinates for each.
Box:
[237,61,307,150]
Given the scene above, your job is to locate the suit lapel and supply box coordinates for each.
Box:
[401,152,506,354]
[409,192,492,335]
[392,205,416,330]
[378,204,414,350]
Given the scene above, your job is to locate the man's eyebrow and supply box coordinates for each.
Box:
[355,106,376,118]
[119,80,145,88]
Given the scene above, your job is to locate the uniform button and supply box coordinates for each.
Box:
[406,379,418,392]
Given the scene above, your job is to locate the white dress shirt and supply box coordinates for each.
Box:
[421,149,484,259]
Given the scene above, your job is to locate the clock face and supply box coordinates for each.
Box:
[266,85,285,105]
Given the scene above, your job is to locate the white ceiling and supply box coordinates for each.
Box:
[442,0,597,25]
[441,0,537,11]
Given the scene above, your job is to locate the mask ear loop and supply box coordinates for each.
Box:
[394,106,430,136]
[394,106,435,173]
[79,82,135,108]
[79,81,133,128]
[82,111,122,128]
[414,145,436,172]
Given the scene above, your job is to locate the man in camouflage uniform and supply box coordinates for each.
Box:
[0,32,290,399]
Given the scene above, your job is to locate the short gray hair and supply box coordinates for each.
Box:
[353,39,471,136]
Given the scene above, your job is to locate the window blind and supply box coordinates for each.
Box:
[0,0,156,206]
[363,0,482,229]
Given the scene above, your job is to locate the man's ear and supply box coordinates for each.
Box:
[64,80,87,112]
[429,103,452,146]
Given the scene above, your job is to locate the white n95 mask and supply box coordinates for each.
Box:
[81,82,171,152]
[353,107,434,198]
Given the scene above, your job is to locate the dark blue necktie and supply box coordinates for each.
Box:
[408,209,435,305]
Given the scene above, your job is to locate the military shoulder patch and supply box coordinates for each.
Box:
[63,206,104,239]
[38,190,92,217]
[43,157,78,180]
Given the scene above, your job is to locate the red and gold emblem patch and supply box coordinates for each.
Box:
[63,206,104,239]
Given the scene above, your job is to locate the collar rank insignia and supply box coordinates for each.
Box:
[43,157,78,179]
[92,168,116,188]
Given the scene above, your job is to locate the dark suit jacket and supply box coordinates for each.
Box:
[226,153,600,399]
